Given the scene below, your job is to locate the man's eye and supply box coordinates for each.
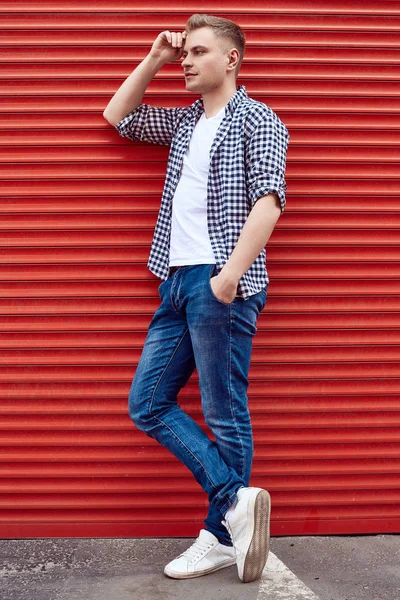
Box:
[183,51,203,57]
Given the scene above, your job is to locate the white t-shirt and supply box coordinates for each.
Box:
[169,103,227,266]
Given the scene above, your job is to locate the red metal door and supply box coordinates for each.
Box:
[1,0,399,538]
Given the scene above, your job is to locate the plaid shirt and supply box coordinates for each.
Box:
[115,84,289,300]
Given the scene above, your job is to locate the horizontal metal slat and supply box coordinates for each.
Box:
[2,311,400,330]
[5,62,400,79]
[2,242,400,261]
[0,457,399,476]
[2,1,399,14]
[2,145,400,164]
[0,488,399,509]
[4,29,400,47]
[3,46,400,64]
[1,411,400,428]
[3,13,400,30]
[5,434,400,452]
[3,94,400,112]
[14,229,400,250]
[3,161,400,179]
[3,278,400,297]
[1,329,400,349]
[4,179,400,197]
[1,294,400,314]
[1,473,400,493]
[1,394,399,412]
[1,345,400,364]
[1,442,399,460]
[1,359,400,378]
[0,506,396,524]
[3,261,400,280]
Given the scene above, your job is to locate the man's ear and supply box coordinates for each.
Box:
[228,48,239,71]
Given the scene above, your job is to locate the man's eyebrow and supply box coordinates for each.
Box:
[182,45,208,54]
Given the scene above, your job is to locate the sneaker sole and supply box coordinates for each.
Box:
[242,489,271,583]
[164,557,237,579]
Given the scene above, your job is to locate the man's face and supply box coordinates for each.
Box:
[181,27,234,93]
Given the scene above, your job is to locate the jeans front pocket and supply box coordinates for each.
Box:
[207,264,236,306]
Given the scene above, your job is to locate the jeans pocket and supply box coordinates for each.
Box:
[259,286,268,310]
[207,264,236,306]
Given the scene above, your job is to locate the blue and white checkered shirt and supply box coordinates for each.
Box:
[115,84,289,300]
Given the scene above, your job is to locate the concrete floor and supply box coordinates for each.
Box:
[0,534,399,600]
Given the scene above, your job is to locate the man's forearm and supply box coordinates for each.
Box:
[220,193,281,284]
[103,53,164,126]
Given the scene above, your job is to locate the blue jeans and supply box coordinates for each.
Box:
[128,263,267,546]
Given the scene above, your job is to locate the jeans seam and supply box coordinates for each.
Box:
[149,327,217,490]
[228,303,246,482]
[220,487,241,517]
[153,413,217,489]
[214,307,246,515]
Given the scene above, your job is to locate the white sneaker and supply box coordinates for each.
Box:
[163,528,236,579]
[221,486,271,583]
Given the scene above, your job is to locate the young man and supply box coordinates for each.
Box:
[103,13,289,584]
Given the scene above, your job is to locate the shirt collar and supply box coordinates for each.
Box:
[192,84,248,118]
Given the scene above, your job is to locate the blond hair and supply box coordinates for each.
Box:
[184,13,246,77]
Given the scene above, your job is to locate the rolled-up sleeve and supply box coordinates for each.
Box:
[246,112,290,213]
[115,103,189,146]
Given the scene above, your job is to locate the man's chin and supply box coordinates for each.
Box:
[185,77,199,86]
[185,81,202,93]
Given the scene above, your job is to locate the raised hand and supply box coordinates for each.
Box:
[149,30,187,65]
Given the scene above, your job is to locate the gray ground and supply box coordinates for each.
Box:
[0,534,399,600]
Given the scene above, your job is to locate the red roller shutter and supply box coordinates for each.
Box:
[1,0,400,538]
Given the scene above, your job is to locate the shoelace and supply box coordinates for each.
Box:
[178,538,214,563]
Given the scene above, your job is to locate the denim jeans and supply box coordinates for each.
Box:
[128,263,267,546]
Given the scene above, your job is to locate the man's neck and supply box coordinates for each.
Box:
[201,82,238,118]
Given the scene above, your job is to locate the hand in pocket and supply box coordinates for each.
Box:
[210,273,237,304]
